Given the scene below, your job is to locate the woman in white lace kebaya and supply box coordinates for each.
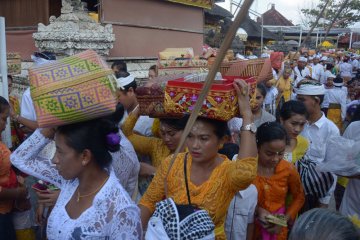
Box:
[11,117,142,239]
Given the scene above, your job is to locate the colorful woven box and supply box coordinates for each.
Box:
[7,53,21,75]
[164,76,256,121]
[29,50,117,128]
[157,59,208,69]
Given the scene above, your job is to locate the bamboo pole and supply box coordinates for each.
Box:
[164,0,255,195]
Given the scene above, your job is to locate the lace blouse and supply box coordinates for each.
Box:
[10,130,142,240]
[111,130,140,197]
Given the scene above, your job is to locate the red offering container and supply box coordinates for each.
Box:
[164,76,256,121]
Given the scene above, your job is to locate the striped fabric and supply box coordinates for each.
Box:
[296,157,334,198]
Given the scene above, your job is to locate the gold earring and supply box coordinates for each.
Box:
[218,144,224,150]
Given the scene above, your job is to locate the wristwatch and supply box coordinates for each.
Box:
[241,123,257,133]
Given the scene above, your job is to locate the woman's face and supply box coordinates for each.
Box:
[53,133,84,180]
[159,123,183,152]
[281,114,307,139]
[251,89,265,113]
[148,69,157,79]
[186,120,223,164]
[0,106,9,133]
[258,139,286,168]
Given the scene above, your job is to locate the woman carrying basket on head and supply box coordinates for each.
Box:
[139,79,258,239]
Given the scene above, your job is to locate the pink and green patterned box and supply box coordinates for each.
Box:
[29,50,117,128]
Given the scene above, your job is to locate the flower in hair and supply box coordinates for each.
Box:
[106,133,121,146]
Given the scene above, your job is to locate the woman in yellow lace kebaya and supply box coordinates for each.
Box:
[279,100,309,164]
[276,68,293,104]
[254,122,305,240]
[139,80,258,239]
[122,110,187,172]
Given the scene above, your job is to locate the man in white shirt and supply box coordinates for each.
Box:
[225,185,258,240]
[297,82,339,209]
[115,68,154,136]
[294,57,311,86]
[312,55,325,82]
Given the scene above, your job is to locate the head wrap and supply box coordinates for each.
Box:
[227,117,243,134]
[115,74,135,90]
[320,56,328,61]
[298,57,307,62]
[295,80,325,95]
[333,76,344,87]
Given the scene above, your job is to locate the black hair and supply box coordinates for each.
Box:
[351,105,360,122]
[312,95,324,105]
[7,75,13,81]
[343,57,349,63]
[196,117,229,139]
[256,84,267,98]
[0,96,10,114]
[218,143,239,160]
[280,100,308,121]
[149,65,157,71]
[160,116,188,131]
[326,64,334,70]
[111,60,127,72]
[57,117,120,169]
[104,103,125,125]
[256,121,289,146]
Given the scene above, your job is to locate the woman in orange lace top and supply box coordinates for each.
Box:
[254,122,305,240]
[139,80,258,239]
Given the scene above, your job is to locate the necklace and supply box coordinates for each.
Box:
[76,175,109,202]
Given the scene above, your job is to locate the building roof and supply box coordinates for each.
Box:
[205,4,233,19]
[240,15,279,40]
[261,4,294,26]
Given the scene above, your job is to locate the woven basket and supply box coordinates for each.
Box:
[137,93,168,118]
[29,50,117,128]
[220,59,272,83]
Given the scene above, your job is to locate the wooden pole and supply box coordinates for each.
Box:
[164,0,255,195]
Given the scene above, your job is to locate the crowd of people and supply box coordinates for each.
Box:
[0,49,359,240]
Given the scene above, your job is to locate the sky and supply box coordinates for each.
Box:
[216,0,360,28]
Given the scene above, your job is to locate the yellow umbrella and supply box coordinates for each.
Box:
[320,41,334,47]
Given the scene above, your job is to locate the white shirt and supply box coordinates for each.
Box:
[10,130,142,239]
[311,63,325,82]
[20,87,37,121]
[120,112,154,137]
[323,87,347,120]
[226,154,258,240]
[339,62,353,77]
[294,66,311,86]
[263,86,278,116]
[351,59,358,70]
[301,113,340,204]
[340,121,360,220]
[110,130,140,197]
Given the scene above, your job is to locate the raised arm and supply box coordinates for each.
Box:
[10,129,63,187]
[121,109,158,157]
[227,80,258,190]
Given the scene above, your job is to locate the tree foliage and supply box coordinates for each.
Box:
[300,0,360,28]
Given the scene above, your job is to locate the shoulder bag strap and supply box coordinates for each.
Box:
[183,153,192,205]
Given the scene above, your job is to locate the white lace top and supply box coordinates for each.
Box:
[111,130,140,197]
[10,130,142,240]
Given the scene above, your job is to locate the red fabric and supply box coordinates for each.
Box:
[270,52,284,70]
